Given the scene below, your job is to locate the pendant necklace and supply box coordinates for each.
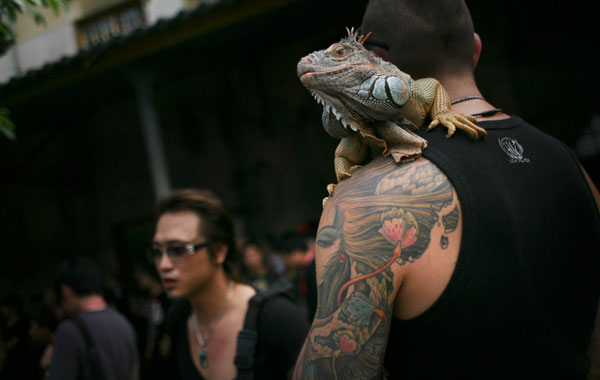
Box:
[192,281,234,368]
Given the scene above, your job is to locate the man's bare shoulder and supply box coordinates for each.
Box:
[330,155,454,208]
[318,156,457,287]
[294,156,460,378]
[324,155,462,318]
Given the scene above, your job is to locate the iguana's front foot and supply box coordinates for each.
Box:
[376,120,428,163]
[334,162,362,181]
[427,112,486,139]
[334,134,367,182]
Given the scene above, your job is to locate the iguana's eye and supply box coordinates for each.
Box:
[328,44,347,59]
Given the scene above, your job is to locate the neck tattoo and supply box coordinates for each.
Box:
[192,281,235,368]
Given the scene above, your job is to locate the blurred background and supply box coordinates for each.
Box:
[0,0,598,298]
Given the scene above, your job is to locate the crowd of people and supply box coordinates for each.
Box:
[0,218,317,380]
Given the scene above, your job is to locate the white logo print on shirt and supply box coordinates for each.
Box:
[498,137,530,163]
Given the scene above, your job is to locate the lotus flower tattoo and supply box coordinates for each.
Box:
[379,208,419,254]
[336,208,418,307]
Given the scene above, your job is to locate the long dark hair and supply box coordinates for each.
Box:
[157,189,240,280]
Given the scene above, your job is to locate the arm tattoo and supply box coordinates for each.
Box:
[442,205,459,234]
[294,159,455,379]
[440,204,459,249]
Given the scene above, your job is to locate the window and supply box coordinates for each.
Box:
[77,2,145,49]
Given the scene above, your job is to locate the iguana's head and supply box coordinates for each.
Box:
[297,28,412,130]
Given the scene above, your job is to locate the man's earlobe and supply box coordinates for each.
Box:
[473,33,482,69]
[213,244,228,265]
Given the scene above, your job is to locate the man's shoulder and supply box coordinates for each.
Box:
[77,309,137,341]
[321,154,459,277]
[245,278,303,323]
[331,155,453,206]
[54,318,82,341]
[80,308,128,324]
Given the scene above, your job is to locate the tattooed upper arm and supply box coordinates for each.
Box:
[294,156,459,379]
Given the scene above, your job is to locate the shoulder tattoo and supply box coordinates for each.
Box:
[294,159,457,379]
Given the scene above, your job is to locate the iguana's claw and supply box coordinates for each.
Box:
[326,183,336,196]
[337,165,362,181]
[427,112,486,139]
[322,183,337,208]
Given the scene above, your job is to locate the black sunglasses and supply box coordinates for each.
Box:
[148,242,210,263]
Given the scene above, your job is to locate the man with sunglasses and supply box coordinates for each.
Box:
[151,189,309,379]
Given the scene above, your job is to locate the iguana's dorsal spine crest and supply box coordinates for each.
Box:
[344,27,372,46]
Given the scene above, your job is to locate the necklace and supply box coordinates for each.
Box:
[451,95,485,105]
[470,108,503,117]
[450,95,503,117]
[191,281,234,368]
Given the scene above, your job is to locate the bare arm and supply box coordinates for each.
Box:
[589,298,600,380]
[293,157,457,379]
[580,165,600,213]
[583,165,600,379]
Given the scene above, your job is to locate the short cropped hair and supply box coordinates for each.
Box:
[157,189,239,280]
[361,0,475,80]
[55,257,105,297]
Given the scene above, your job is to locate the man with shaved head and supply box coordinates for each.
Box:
[294,1,600,379]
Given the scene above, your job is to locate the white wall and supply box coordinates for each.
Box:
[14,23,78,75]
[144,0,186,24]
[0,0,202,84]
[0,48,20,84]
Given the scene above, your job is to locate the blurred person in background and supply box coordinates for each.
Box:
[0,293,36,380]
[279,231,310,309]
[130,265,170,380]
[295,222,319,322]
[240,239,280,293]
[29,304,58,379]
[49,257,139,380]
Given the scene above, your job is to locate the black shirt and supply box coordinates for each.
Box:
[384,117,600,379]
[165,293,309,380]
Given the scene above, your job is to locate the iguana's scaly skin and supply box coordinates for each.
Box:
[297,29,486,200]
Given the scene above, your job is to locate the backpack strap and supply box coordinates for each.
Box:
[71,316,106,380]
[235,278,293,380]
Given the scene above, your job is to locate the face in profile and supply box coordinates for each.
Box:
[243,244,265,273]
[152,211,221,299]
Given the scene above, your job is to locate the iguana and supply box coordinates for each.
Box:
[297,28,486,197]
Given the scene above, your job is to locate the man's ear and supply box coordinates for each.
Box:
[473,32,482,69]
[212,244,229,265]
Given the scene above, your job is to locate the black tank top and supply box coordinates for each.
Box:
[384,117,600,380]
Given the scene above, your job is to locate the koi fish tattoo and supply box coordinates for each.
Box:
[294,158,457,379]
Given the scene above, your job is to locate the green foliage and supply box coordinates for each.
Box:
[0,1,70,41]
[0,0,69,140]
[0,107,15,139]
